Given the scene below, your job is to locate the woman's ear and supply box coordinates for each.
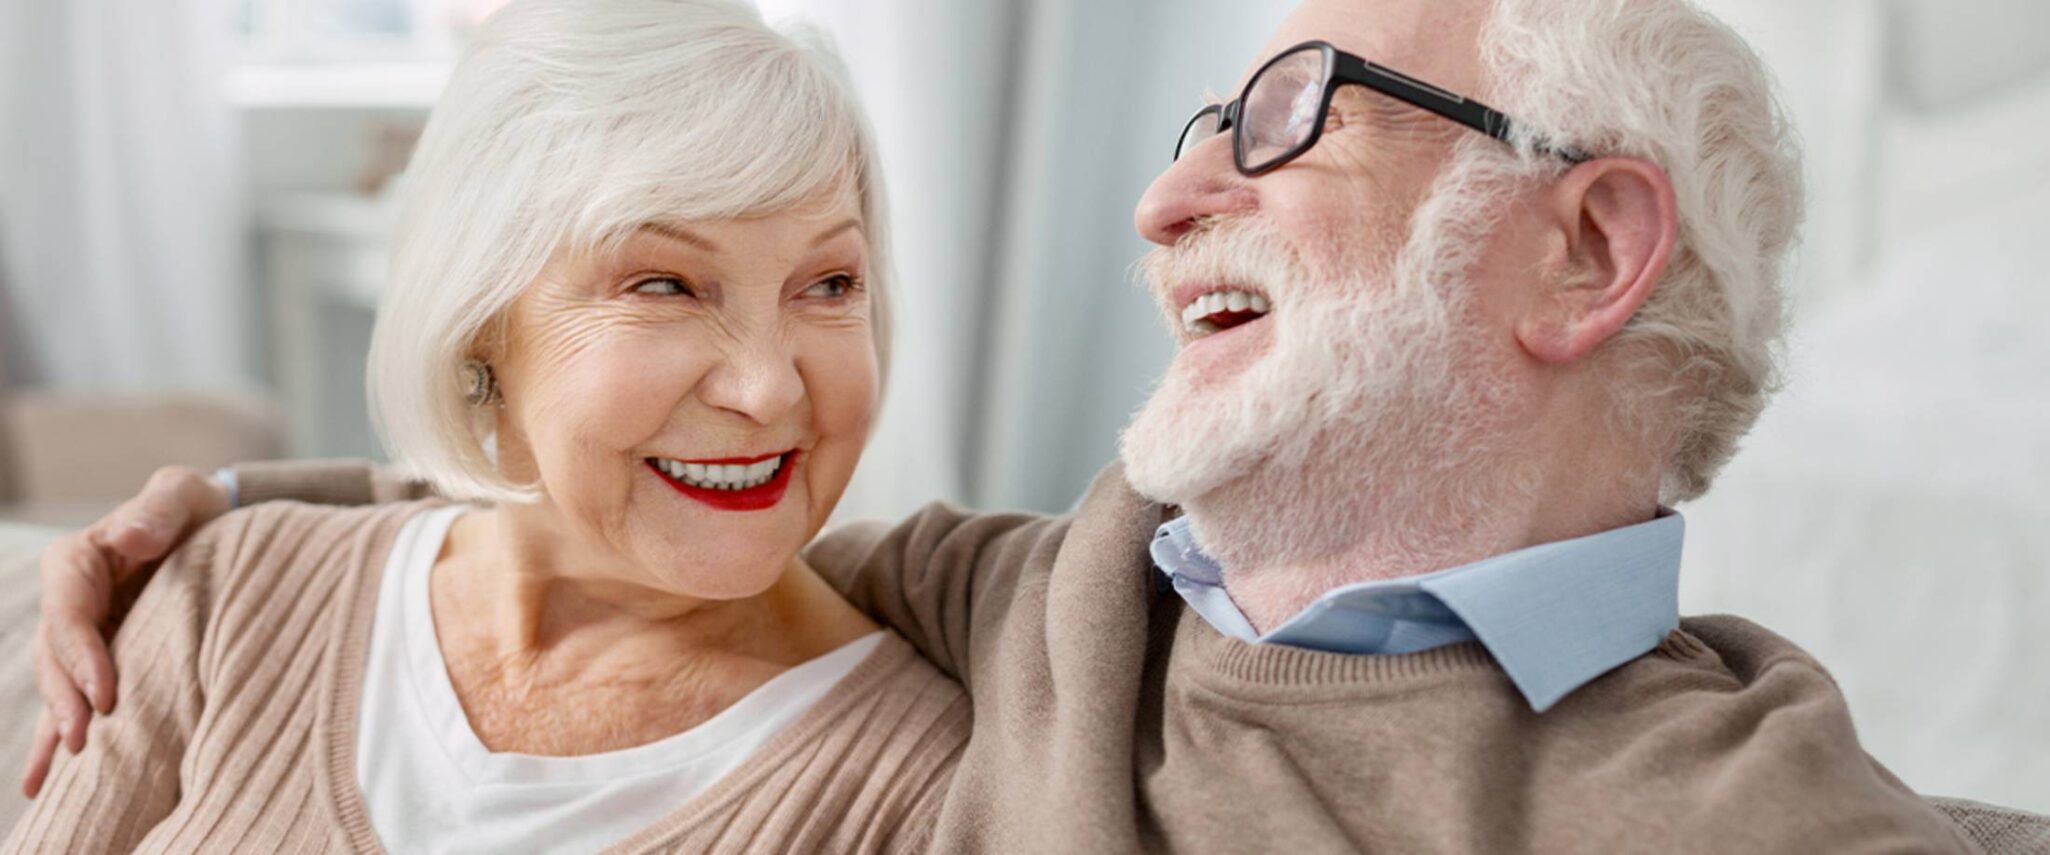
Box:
[1515,157,1679,364]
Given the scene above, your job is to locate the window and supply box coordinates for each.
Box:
[227,0,507,107]
[233,0,509,63]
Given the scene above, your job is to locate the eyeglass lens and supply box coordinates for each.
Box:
[1176,109,1223,162]
[1238,46,1329,172]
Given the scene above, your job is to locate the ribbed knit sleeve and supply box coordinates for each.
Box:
[5,532,216,851]
[233,459,434,508]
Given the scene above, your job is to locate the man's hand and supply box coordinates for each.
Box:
[20,466,229,799]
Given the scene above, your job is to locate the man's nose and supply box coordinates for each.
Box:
[1134,134,1256,246]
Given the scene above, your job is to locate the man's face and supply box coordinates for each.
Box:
[1120,0,1536,548]
[1137,0,1493,281]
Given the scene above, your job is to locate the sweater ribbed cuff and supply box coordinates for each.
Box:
[230,459,381,508]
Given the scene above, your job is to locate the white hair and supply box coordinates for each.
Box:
[366,0,893,503]
[1471,0,1804,502]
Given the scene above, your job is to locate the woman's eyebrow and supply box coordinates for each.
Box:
[812,218,863,247]
[639,222,718,252]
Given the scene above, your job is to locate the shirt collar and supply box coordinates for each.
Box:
[1151,512,1684,712]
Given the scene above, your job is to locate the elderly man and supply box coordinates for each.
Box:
[26,0,1973,851]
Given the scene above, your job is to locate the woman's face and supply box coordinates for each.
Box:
[490,194,878,599]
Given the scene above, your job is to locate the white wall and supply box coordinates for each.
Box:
[1681,0,2050,813]
[1890,0,2050,109]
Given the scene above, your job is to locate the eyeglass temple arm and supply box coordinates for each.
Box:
[1338,54,1589,163]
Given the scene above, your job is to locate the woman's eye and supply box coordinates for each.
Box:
[801,274,859,300]
[631,277,692,297]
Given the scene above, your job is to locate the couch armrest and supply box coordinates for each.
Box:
[1928,796,2050,854]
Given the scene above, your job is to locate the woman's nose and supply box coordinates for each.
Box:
[1134,134,1257,246]
[696,339,805,426]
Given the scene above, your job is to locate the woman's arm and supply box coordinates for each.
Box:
[8,533,217,851]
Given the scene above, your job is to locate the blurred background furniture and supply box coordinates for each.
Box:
[1929,798,2050,854]
[0,393,284,527]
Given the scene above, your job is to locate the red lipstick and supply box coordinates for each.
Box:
[646,451,797,512]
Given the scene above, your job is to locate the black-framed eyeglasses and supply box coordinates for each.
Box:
[1175,40,1588,175]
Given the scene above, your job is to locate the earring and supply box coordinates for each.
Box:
[460,360,501,407]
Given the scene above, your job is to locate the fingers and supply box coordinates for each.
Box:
[21,709,60,800]
[99,466,227,571]
[20,465,227,799]
[38,533,119,714]
[51,619,117,714]
[33,633,92,757]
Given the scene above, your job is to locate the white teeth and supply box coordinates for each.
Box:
[655,455,784,490]
[1179,289,1271,335]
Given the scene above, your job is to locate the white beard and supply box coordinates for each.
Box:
[1118,157,1534,580]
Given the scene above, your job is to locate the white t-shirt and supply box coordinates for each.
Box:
[355,505,884,855]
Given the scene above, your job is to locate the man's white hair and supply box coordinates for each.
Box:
[1474,0,1804,502]
[366,0,893,503]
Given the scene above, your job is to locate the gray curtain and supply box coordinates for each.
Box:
[773,0,1290,518]
[0,0,252,395]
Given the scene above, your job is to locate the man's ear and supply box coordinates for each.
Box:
[1516,158,1678,364]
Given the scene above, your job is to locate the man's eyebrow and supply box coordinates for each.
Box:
[638,222,718,252]
[811,218,863,247]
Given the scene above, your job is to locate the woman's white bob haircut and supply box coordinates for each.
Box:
[367,0,893,503]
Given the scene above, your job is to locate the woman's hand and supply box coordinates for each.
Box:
[21,466,229,798]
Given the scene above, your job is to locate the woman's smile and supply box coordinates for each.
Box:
[644,450,800,512]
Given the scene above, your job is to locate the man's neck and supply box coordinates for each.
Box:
[1188,462,1661,634]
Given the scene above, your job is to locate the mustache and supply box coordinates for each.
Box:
[1137,218,1305,300]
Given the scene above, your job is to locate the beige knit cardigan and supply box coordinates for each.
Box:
[6,500,969,853]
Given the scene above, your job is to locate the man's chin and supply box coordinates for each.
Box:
[1118,384,1268,506]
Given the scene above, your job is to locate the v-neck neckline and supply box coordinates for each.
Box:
[311,501,913,854]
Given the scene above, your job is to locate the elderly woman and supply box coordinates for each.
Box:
[7,1,965,851]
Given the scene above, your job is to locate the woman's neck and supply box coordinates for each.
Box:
[431,504,875,715]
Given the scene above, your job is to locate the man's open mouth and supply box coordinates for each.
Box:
[1179,289,1272,338]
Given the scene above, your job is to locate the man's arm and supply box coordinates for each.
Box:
[8,530,216,851]
[803,502,1070,688]
[1649,618,1983,853]
[22,459,423,797]
[231,458,433,507]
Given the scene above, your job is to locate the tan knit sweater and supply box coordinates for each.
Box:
[28,461,1980,853]
[5,501,968,854]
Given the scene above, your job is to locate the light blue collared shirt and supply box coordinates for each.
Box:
[1151,512,1684,712]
